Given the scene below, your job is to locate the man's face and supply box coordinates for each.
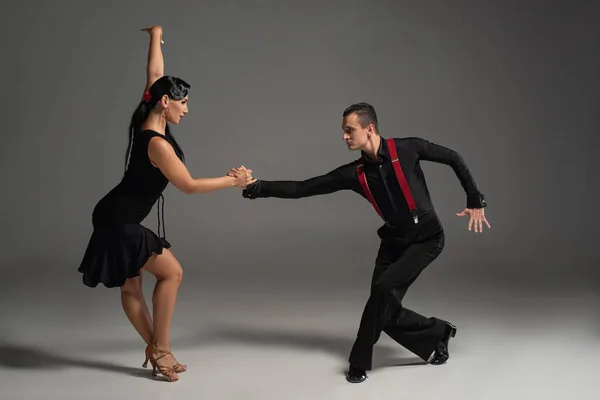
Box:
[342,113,372,151]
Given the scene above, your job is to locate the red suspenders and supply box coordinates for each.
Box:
[356,138,419,224]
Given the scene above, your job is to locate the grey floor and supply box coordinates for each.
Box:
[1,248,598,400]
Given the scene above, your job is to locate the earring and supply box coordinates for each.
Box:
[161,107,171,119]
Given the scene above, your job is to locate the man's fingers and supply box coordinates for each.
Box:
[462,210,490,232]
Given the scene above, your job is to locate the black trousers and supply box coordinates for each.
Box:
[348,211,448,370]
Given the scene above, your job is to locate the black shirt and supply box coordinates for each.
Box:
[243,136,486,231]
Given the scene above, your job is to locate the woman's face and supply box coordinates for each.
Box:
[166,95,189,124]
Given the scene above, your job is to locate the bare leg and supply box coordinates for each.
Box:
[143,250,182,351]
[141,249,183,381]
[120,272,153,345]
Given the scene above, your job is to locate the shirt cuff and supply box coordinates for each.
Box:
[242,180,262,199]
[466,193,487,209]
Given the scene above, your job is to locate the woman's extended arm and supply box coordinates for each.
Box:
[148,137,256,194]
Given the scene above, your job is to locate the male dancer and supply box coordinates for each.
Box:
[230,103,490,383]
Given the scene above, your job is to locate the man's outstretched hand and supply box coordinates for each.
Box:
[456,208,491,233]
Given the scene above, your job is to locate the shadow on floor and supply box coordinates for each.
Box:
[206,325,428,370]
[0,342,156,379]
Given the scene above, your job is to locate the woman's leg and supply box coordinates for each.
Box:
[120,272,153,345]
[142,249,182,351]
[141,249,183,381]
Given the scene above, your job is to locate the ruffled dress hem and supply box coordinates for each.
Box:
[77,223,172,289]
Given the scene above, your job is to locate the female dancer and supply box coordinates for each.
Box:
[77,25,255,382]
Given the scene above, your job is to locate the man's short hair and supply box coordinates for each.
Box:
[343,102,378,131]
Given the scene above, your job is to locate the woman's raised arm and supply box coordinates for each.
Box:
[140,26,164,96]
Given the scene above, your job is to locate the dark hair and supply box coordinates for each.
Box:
[342,102,378,132]
[125,75,191,172]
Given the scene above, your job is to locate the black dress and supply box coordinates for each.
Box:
[78,129,184,288]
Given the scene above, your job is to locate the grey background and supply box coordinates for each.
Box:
[1,0,597,286]
[0,1,598,398]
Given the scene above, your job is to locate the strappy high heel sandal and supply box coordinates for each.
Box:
[142,344,179,382]
[144,345,187,374]
[171,354,187,373]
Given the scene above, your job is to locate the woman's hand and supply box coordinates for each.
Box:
[140,25,164,43]
[227,165,252,178]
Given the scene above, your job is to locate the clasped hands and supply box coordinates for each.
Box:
[227,165,256,188]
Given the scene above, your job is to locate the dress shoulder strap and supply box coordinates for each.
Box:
[140,129,184,161]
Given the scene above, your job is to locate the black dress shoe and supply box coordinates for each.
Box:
[345,365,368,383]
[429,322,457,365]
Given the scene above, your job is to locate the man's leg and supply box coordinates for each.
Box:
[383,304,448,360]
[382,232,456,364]
[346,232,446,380]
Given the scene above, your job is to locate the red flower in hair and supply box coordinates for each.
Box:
[143,91,152,102]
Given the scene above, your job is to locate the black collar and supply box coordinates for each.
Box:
[360,135,390,164]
